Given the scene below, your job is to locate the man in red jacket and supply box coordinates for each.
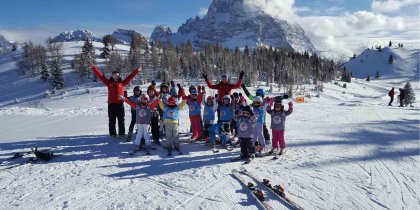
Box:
[202,71,245,104]
[388,87,395,106]
[91,65,141,138]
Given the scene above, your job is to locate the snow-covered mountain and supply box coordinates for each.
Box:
[150,25,173,44]
[342,47,419,78]
[112,29,148,44]
[0,35,14,55]
[51,29,101,42]
[151,0,316,53]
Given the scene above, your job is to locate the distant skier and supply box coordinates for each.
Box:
[120,94,160,155]
[388,87,395,106]
[266,99,293,156]
[90,65,140,139]
[399,88,405,107]
[202,71,245,104]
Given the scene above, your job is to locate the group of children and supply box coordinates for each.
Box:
[121,80,294,160]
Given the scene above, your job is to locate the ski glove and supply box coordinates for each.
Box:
[202,73,208,80]
[239,71,245,80]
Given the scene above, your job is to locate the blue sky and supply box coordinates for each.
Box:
[0,0,373,30]
[0,0,418,54]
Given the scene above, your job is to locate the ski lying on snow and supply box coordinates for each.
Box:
[239,168,304,210]
[231,171,273,210]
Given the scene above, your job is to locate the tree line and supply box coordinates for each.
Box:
[18,34,341,92]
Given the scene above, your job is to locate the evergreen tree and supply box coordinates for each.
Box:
[389,41,392,47]
[353,54,356,59]
[100,36,111,59]
[40,62,49,81]
[388,55,394,64]
[366,75,370,81]
[50,58,64,89]
[403,82,416,106]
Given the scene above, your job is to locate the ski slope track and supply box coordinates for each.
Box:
[0,42,419,209]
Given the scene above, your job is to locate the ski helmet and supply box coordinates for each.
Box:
[140,94,149,105]
[191,89,198,95]
[223,95,231,105]
[189,85,196,92]
[206,96,215,106]
[242,105,253,117]
[221,74,228,81]
[167,97,177,106]
[253,96,263,107]
[133,86,141,93]
[256,89,265,97]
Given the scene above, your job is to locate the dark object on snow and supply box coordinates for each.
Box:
[11,153,24,159]
[32,147,54,161]
[274,95,289,103]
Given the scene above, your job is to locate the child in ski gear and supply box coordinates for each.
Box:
[91,65,140,138]
[251,96,269,152]
[203,71,245,104]
[120,94,160,154]
[203,96,219,146]
[127,86,141,140]
[266,99,294,155]
[231,92,244,137]
[237,105,257,159]
[218,95,235,145]
[159,96,188,156]
[147,84,161,145]
[241,86,272,145]
[186,89,204,141]
[388,87,395,106]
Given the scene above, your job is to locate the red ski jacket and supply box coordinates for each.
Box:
[92,66,140,104]
[205,79,242,103]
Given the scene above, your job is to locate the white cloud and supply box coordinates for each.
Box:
[198,8,208,17]
[243,0,298,23]
[372,0,419,13]
[298,11,415,55]
[293,7,311,13]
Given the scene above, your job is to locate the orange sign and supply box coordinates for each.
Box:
[295,96,305,103]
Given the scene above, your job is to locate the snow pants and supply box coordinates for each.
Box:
[206,124,219,144]
[151,114,160,143]
[231,119,238,137]
[263,123,271,143]
[190,115,203,139]
[129,110,136,134]
[108,103,125,136]
[272,130,286,149]
[253,123,265,147]
[219,122,231,144]
[240,137,255,158]
[165,123,180,152]
[134,124,151,146]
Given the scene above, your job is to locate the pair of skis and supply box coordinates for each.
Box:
[232,168,304,210]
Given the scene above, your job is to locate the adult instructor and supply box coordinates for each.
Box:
[91,65,141,138]
[202,71,245,104]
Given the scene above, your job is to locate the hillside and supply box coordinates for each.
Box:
[342,47,419,78]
